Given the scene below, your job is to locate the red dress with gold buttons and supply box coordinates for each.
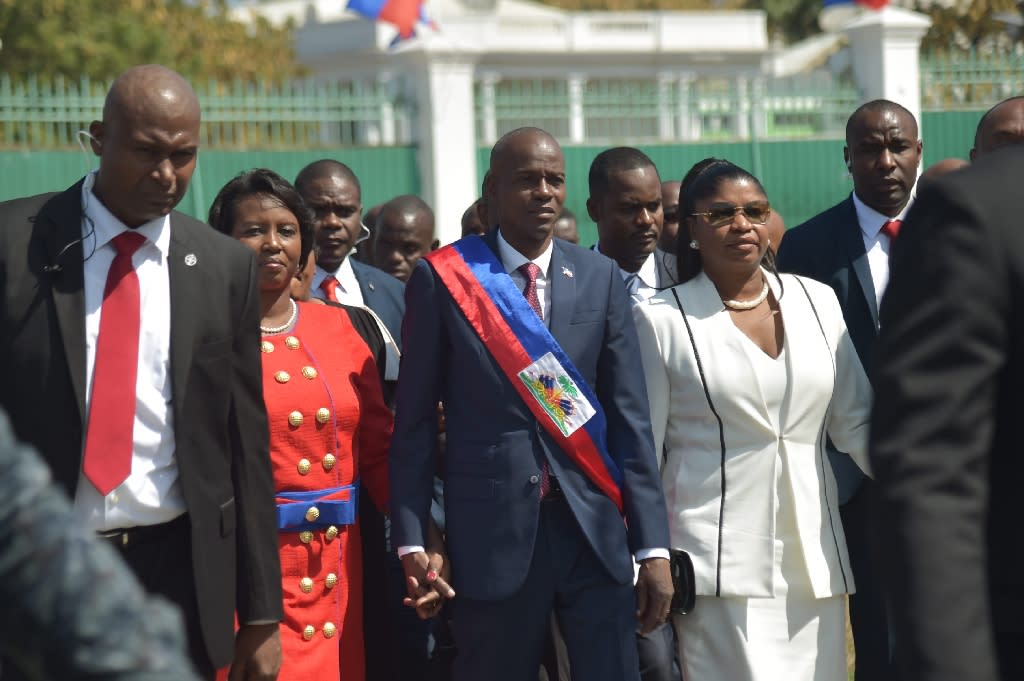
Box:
[260,301,391,681]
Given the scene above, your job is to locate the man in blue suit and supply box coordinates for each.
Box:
[294,159,405,345]
[777,99,923,681]
[390,127,673,681]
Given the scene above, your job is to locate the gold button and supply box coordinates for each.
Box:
[305,506,320,522]
[299,577,313,593]
[285,336,300,349]
[302,366,318,380]
[299,530,313,544]
[288,411,303,427]
[297,458,311,475]
[325,573,338,589]
[261,341,274,353]
[315,407,331,424]
[303,625,315,641]
[322,622,336,639]
[322,453,337,471]
[275,371,290,384]
[325,525,339,541]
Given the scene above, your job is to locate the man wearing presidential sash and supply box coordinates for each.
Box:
[389,127,673,680]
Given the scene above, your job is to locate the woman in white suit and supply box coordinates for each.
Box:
[633,160,872,681]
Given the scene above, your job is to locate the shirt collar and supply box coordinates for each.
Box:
[496,229,554,277]
[81,172,170,258]
[315,257,359,292]
[852,190,915,241]
[594,242,658,288]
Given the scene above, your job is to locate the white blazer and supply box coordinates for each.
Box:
[633,270,872,600]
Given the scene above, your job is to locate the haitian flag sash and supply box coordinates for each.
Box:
[427,237,624,512]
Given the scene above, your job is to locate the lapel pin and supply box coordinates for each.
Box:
[561,266,573,279]
[184,253,197,267]
[368,282,376,291]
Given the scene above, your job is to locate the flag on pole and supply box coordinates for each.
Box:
[347,0,435,42]
[820,0,890,31]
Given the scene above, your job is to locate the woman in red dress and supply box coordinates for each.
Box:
[208,169,391,681]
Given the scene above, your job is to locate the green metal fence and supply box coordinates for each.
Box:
[920,51,1024,111]
[0,75,415,149]
[474,74,861,146]
[0,147,422,221]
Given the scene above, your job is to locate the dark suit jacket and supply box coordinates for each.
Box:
[389,230,670,601]
[0,182,283,667]
[351,258,405,348]
[776,196,876,502]
[871,147,1024,681]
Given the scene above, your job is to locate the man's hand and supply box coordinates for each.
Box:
[634,557,673,635]
[400,530,455,619]
[227,623,281,681]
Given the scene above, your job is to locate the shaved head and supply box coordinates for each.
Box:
[89,64,200,227]
[294,159,361,196]
[972,97,1024,160]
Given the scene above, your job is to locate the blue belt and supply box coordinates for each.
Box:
[275,483,358,532]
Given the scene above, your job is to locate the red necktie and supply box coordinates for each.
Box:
[881,219,902,240]
[517,262,550,497]
[320,275,340,303]
[82,231,147,495]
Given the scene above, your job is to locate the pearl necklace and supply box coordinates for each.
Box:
[261,299,298,334]
[722,278,769,311]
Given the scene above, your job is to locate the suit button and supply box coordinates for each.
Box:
[322,622,337,639]
[325,573,338,589]
[305,506,320,522]
[325,525,339,541]
[288,411,303,427]
[285,336,300,349]
[261,341,274,354]
[315,407,331,424]
[302,366,318,380]
[297,459,311,475]
[275,371,290,384]
[322,453,337,471]
[302,625,315,641]
[529,475,540,484]
[299,531,313,544]
[299,577,313,594]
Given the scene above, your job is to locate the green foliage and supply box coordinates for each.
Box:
[0,0,306,82]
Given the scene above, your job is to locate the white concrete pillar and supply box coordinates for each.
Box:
[734,75,750,139]
[480,73,499,146]
[657,71,675,140]
[676,73,698,141]
[408,53,479,246]
[568,73,586,144]
[843,7,932,129]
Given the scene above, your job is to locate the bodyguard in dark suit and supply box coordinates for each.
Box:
[0,65,282,680]
[776,99,923,681]
[871,146,1024,681]
[0,408,200,681]
[390,127,673,681]
[295,159,405,344]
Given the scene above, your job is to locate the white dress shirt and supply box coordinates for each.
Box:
[594,243,659,305]
[852,191,914,308]
[311,258,365,306]
[74,172,185,532]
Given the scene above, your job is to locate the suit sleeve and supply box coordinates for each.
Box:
[870,185,1006,681]
[388,260,444,549]
[821,288,873,476]
[230,254,283,625]
[632,303,670,468]
[596,263,670,554]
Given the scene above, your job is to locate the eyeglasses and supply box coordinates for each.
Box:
[690,202,771,228]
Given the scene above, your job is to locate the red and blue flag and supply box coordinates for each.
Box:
[347,0,434,41]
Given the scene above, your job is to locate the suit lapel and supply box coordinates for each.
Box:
[548,242,575,343]
[839,197,879,328]
[38,182,89,422]
[168,216,200,425]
